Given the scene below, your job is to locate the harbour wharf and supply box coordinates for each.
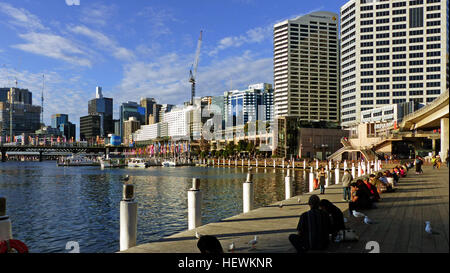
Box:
[121,165,448,253]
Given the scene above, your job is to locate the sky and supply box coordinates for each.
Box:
[0,0,347,135]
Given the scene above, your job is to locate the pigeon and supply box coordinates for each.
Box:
[248,236,258,249]
[352,211,366,218]
[425,221,432,234]
[229,242,235,253]
[364,216,374,224]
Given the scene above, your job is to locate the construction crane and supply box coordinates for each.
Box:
[189,30,203,105]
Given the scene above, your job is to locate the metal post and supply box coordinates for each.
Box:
[243,173,254,213]
[120,184,138,251]
[0,197,12,241]
[188,178,202,230]
[285,169,293,200]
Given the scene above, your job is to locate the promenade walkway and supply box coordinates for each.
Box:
[121,165,449,253]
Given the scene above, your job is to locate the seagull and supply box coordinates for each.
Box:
[279,202,284,209]
[229,242,235,253]
[297,197,301,203]
[425,221,432,234]
[195,230,203,239]
[352,211,366,218]
[122,175,130,182]
[364,216,374,224]
[248,236,258,249]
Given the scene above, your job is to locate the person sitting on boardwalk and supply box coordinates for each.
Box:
[317,167,327,194]
[363,176,380,202]
[197,235,224,254]
[319,199,345,240]
[341,169,353,201]
[348,181,373,217]
[289,195,331,253]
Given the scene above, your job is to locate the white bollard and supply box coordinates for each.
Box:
[120,184,138,251]
[335,167,340,185]
[309,168,315,192]
[256,159,258,168]
[292,160,295,169]
[325,170,330,188]
[329,160,332,170]
[362,162,366,175]
[243,173,254,213]
[188,178,202,230]
[358,162,362,177]
[316,159,319,169]
[285,169,293,200]
[344,160,348,171]
[0,197,13,241]
[242,159,244,167]
[235,159,237,167]
[228,159,231,166]
[282,161,285,168]
[248,159,250,167]
[265,159,267,168]
[273,160,276,168]
[303,160,306,170]
[352,163,356,178]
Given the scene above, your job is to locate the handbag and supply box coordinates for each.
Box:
[338,229,359,241]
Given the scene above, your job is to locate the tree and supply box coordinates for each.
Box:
[199,136,210,154]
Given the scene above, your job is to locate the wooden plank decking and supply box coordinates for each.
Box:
[121,165,449,253]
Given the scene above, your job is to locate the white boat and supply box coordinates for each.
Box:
[162,160,176,167]
[58,154,98,166]
[128,158,148,168]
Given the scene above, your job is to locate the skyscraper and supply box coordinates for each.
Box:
[140,97,157,125]
[51,114,76,140]
[340,0,449,128]
[88,86,113,137]
[119,101,145,139]
[273,11,339,122]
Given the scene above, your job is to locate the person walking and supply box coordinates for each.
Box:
[317,167,327,194]
[436,155,442,169]
[341,169,353,201]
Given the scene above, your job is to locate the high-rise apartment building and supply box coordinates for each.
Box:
[273,12,340,122]
[140,97,157,125]
[340,0,449,129]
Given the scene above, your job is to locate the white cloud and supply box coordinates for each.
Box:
[137,6,178,37]
[69,25,135,61]
[79,3,117,27]
[0,1,46,31]
[12,32,92,67]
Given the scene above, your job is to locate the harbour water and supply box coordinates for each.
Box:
[0,161,309,253]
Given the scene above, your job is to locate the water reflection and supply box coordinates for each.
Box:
[0,162,315,253]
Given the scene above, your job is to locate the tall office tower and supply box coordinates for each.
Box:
[51,114,76,140]
[88,86,113,137]
[340,0,449,129]
[119,101,145,139]
[273,12,339,122]
[140,97,157,125]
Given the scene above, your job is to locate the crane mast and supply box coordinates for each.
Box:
[189,31,202,105]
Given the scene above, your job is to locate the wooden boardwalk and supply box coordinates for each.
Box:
[121,165,449,253]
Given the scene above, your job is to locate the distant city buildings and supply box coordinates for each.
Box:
[51,114,76,141]
[0,87,41,139]
[88,87,113,137]
[123,117,141,145]
[119,101,145,139]
[339,0,449,128]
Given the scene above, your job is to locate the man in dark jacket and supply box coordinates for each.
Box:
[289,195,331,253]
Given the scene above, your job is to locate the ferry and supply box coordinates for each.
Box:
[58,154,99,167]
[127,158,148,168]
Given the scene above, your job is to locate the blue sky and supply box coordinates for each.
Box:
[0,0,347,133]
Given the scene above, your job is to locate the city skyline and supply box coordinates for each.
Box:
[0,0,347,133]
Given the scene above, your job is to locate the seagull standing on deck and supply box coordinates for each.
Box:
[353,211,366,218]
[364,216,374,224]
[425,221,432,234]
[279,202,284,209]
[229,242,235,253]
[297,197,301,203]
[248,236,258,249]
[122,175,130,183]
[195,230,203,239]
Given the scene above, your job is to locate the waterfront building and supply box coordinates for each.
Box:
[79,115,101,141]
[340,0,449,128]
[123,117,141,145]
[0,87,41,138]
[224,83,274,130]
[163,106,191,140]
[88,86,113,137]
[273,12,339,122]
[134,122,167,142]
[140,97,158,125]
[158,104,174,124]
[119,101,145,139]
[51,114,76,141]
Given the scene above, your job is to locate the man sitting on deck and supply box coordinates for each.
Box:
[288,195,331,253]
